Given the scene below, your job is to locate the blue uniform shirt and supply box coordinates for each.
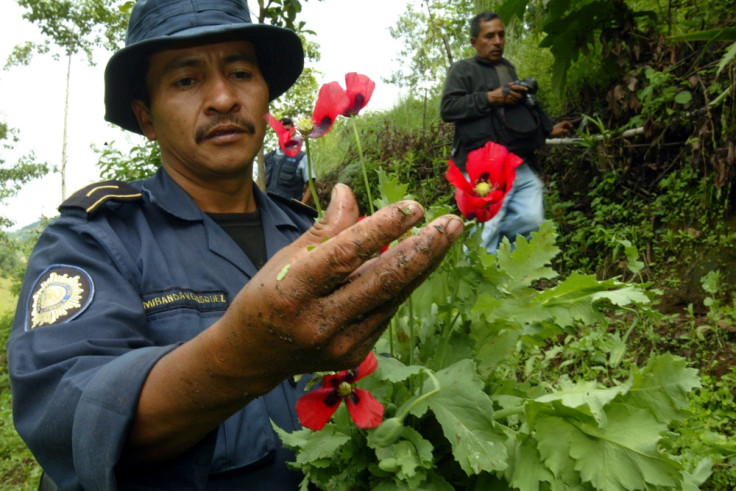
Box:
[7,168,317,490]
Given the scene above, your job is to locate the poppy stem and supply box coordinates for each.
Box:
[408,297,414,365]
[437,310,462,369]
[304,138,322,216]
[395,369,441,422]
[351,118,374,214]
[389,317,395,358]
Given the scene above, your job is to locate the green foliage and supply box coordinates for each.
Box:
[0,223,45,297]
[0,311,42,488]
[499,0,658,97]
[634,66,694,125]
[94,138,160,181]
[668,27,736,76]
[672,368,736,490]
[254,0,323,32]
[387,1,475,93]
[276,220,717,489]
[9,0,132,65]
[0,121,49,235]
[548,160,736,300]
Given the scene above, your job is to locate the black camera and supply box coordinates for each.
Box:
[514,77,539,108]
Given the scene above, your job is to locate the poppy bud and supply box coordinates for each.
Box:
[296,117,315,136]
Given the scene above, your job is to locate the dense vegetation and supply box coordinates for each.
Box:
[281,0,735,486]
[1,0,734,488]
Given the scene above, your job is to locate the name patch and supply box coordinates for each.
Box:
[27,265,94,330]
[142,289,229,315]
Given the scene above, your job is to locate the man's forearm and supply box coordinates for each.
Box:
[122,321,283,465]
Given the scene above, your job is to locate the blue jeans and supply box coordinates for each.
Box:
[478,162,545,254]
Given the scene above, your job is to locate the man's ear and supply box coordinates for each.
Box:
[131,100,157,141]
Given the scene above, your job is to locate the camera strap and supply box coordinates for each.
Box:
[498,105,541,135]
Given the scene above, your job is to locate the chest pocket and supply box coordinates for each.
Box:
[276,158,302,187]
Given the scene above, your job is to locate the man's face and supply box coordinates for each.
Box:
[133,40,269,183]
[471,18,506,63]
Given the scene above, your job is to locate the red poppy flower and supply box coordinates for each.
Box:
[296,352,384,430]
[343,72,375,117]
[307,81,351,138]
[445,141,523,223]
[265,114,303,157]
[265,81,350,155]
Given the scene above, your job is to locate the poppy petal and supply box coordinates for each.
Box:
[456,189,495,222]
[354,352,378,382]
[343,72,376,116]
[280,131,303,157]
[445,161,474,194]
[346,388,385,428]
[310,81,350,138]
[485,144,505,184]
[265,113,285,133]
[265,113,303,157]
[296,388,341,430]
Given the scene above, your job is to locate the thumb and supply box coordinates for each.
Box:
[299,183,360,247]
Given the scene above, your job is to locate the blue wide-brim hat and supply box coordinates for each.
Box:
[104,0,304,134]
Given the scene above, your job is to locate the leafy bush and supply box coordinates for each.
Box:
[0,310,42,488]
[275,216,718,489]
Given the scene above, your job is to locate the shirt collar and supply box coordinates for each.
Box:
[474,55,509,68]
[138,167,302,231]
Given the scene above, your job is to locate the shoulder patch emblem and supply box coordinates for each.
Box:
[27,265,94,330]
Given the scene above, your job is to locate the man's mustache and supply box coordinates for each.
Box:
[195,115,256,143]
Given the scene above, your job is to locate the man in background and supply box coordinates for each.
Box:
[265,116,314,203]
[441,11,572,253]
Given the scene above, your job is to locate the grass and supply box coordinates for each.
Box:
[1,281,43,488]
[0,278,17,312]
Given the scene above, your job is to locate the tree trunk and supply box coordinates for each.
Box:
[255,0,268,191]
[61,52,72,200]
[256,147,266,190]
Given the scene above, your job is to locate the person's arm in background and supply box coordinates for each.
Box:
[549,120,574,137]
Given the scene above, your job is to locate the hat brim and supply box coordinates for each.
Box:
[104,23,304,134]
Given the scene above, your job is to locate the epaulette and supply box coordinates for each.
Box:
[267,192,319,219]
[59,180,143,217]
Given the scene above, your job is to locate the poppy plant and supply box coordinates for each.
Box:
[342,72,376,212]
[445,141,523,223]
[296,352,384,431]
[265,80,350,155]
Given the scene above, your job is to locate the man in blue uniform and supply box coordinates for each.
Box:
[6,1,464,489]
[265,117,314,203]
